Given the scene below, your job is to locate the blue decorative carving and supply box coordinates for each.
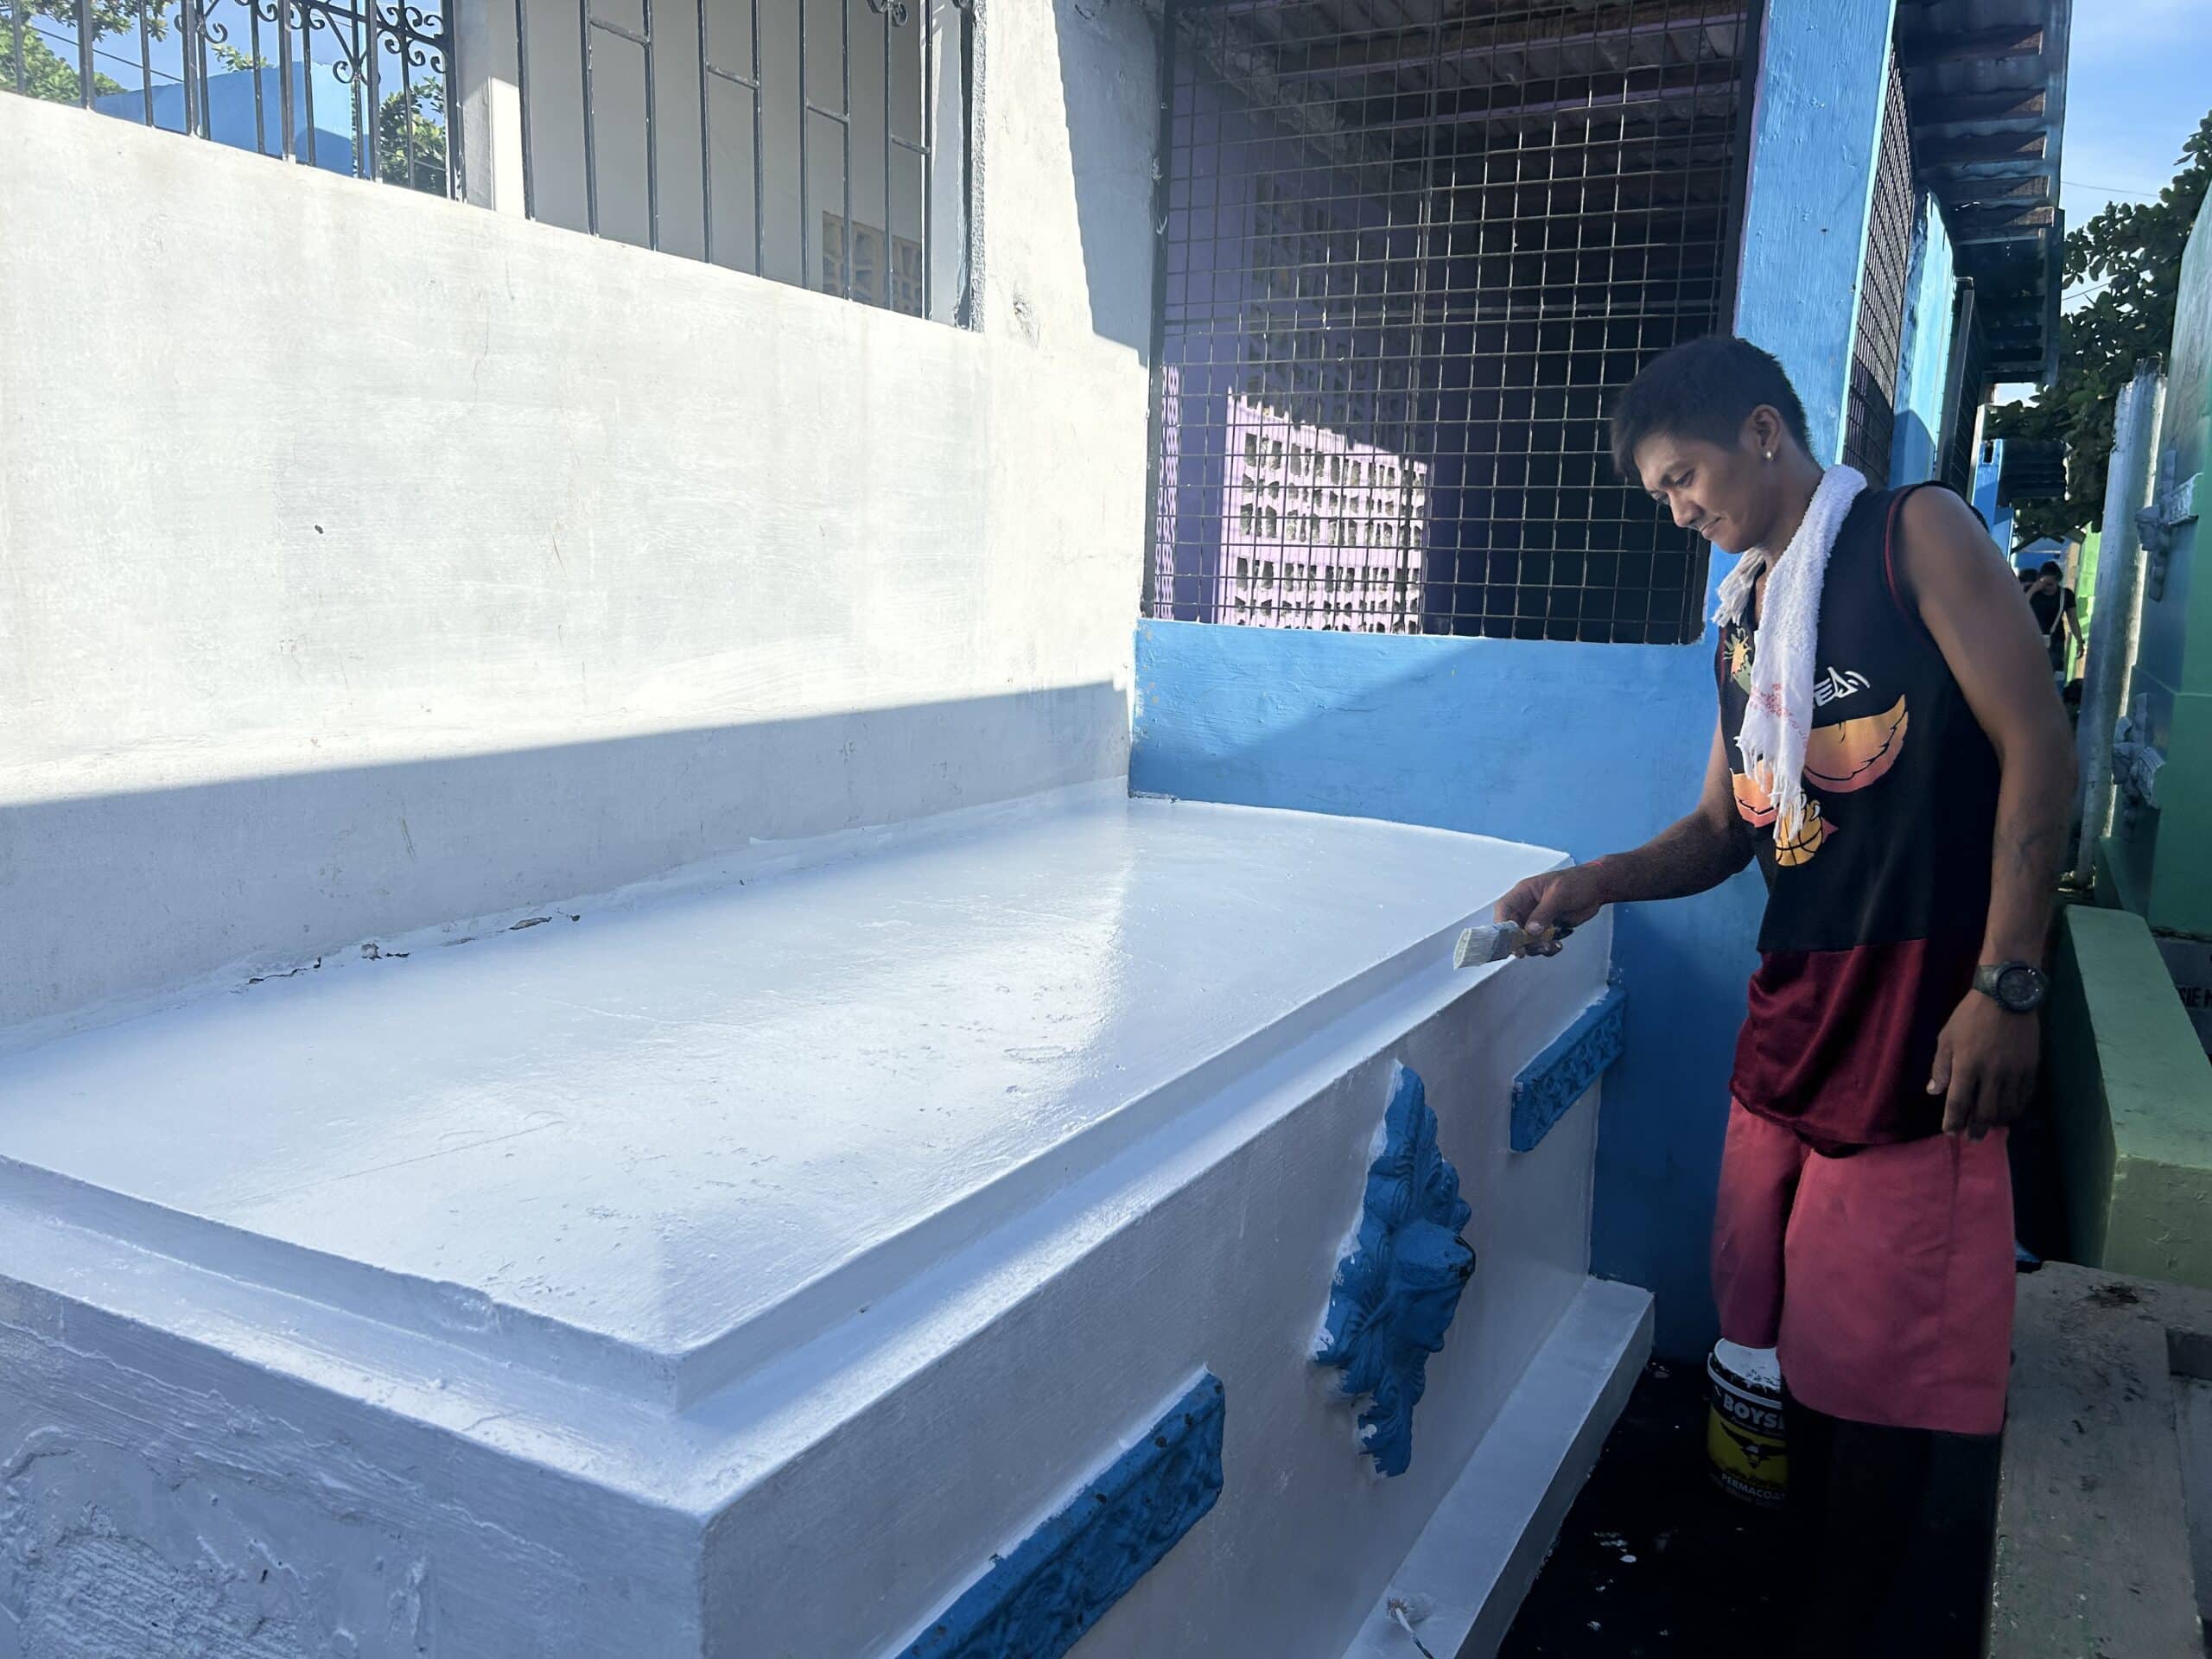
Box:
[1314,1064,1474,1478]
[901,1373,1226,1659]
[1510,976,1627,1154]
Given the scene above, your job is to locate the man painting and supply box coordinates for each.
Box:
[1495,337,2075,1656]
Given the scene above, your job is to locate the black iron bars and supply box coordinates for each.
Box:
[5,0,454,194]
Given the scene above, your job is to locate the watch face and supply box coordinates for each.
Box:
[1996,964,2046,1013]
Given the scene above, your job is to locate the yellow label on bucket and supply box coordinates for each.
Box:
[1707,1346,1787,1504]
[1707,1406,1787,1503]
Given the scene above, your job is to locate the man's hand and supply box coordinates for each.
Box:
[1493,863,1611,956]
[1927,993,2038,1140]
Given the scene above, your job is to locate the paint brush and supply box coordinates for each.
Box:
[1452,920,1573,969]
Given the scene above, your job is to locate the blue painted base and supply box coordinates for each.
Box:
[1511,977,1628,1154]
[1315,1064,1476,1478]
[902,1373,1226,1659]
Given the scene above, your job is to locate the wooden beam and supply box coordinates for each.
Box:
[1950,205,2056,243]
[1897,25,2044,68]
[1942,175,2051,207]
[1920,131,2048,166]
[1910,87,2047,127]
[1271,9,1751,82]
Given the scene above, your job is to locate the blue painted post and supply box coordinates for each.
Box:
[1732,0,1903,462]
[1890,194,1961,486]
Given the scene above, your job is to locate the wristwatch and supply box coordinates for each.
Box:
[1974,961,2049,1014]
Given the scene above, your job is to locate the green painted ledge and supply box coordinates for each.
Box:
[2048,906,2212,1288]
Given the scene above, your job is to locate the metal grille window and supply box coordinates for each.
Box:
[3,0,975,322]
[525,0,972,317]
[1147,0,1754,645]
[3,0,457,190]
[1840,48,1913,485]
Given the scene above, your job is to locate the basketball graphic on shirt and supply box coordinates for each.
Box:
[1772,798,1831,868]
[1730,691,1908,864]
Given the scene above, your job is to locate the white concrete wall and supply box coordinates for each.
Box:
[0,0,1158,1038]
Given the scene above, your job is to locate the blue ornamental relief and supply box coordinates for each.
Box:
[1510,976,1626,1154]
[901,1374,1226,1659]
[1314,1063,1475,1478]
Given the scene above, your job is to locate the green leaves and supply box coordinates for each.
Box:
[1993,107,2212,545]
[0,0,171,101]
[375,77,444,192]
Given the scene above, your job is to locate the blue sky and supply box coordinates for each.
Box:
[1988,0,2209,400]
[2056,0,2211,292]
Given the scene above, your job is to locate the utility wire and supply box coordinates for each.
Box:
[2067,179,2162,202]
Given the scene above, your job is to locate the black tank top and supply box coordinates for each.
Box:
[1716,484,2001,1147]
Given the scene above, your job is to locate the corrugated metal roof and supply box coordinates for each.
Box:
[1895,0,2072,384]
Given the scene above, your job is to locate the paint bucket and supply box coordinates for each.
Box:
[1706,1340,1786,1505]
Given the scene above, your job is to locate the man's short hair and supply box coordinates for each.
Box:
[1608,335,1814,480]
[2040,560,2063,577]
[2018,569,2038,586]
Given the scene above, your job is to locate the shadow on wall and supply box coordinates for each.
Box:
[1051,0,1161,355]
[3,683,1128,1043]
[1891,410,1939,492]
[1131,620,1768,1358]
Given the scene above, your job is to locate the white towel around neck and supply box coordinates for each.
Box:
[1713,464,1868,847]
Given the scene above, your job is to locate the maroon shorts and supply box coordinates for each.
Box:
[1711,1100,2014,1436]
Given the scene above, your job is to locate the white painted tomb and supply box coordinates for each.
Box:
[0,785,1647,1658]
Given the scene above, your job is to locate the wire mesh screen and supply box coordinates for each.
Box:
[1147,0,1754,644]
[1840,48,1912,485]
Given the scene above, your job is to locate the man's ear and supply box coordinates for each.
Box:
[1744,405,1783,458]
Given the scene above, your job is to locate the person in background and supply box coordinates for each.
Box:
[2023,560,2078,682]
[1495,336,2075,1658]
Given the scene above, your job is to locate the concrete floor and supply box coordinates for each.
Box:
[1500,1361,1791,1658]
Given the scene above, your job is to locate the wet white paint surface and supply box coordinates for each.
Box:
[0,791,1555,1402]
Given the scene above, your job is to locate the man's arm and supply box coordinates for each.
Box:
[1492,715,1753,950]
[1899,489,2076,1136]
